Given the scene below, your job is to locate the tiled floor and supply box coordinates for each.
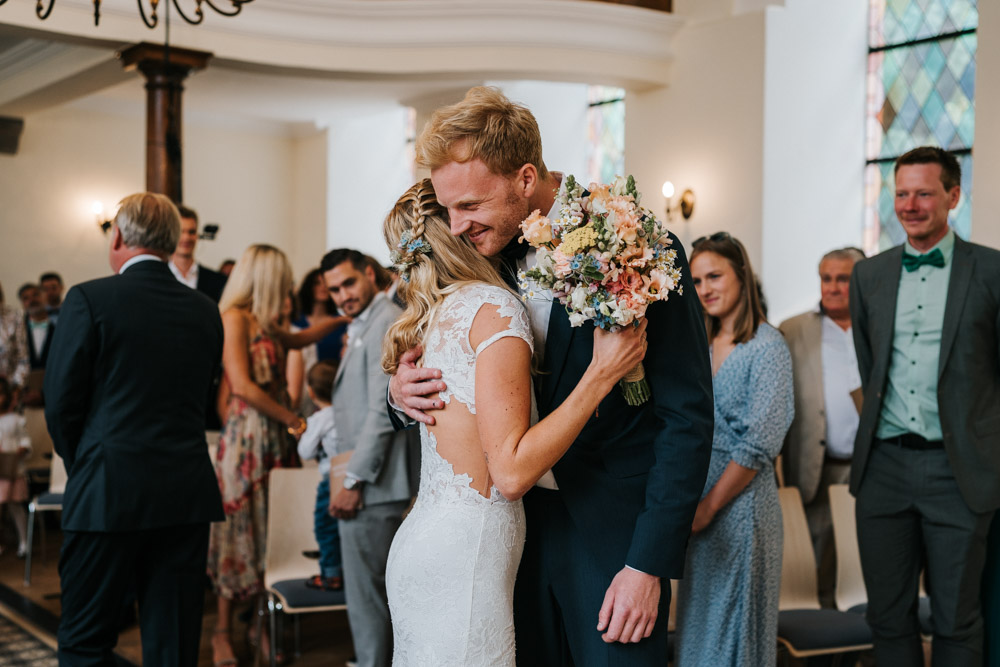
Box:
[0,529,356,666]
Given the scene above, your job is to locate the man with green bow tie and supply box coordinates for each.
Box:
[849,146,1000,666]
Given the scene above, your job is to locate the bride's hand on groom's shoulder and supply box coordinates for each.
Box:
[596,567,660,644]
[390,345,447,426]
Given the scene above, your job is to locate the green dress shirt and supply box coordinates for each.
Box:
[876,230,955,441]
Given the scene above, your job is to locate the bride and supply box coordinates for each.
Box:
[381,179,647,666]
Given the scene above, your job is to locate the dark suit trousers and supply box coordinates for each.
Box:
[856,443,994,667]
[513,488,670,667]
[58,523,210,667]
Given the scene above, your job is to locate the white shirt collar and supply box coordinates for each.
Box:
[119,254,164,275]
[168,259,199,289]
[347,291,386,336]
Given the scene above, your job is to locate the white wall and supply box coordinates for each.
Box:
[288,129,329,279]
[626,11,768,267]
[0,103,299,299]
[325,105,414,264]
[761,0,867,322]
[491,81,590,181]
[972,0,1000,251]
[627,0,868,323]
[184,121,295,276]
[0,106,143,297]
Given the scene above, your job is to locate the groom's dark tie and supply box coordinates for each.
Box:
[498,236,529,292]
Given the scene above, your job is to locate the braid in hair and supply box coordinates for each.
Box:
[389,184,435,281]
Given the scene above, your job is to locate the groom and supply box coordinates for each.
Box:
[389,87,713,664]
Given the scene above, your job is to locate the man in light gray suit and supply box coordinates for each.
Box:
[850,146,1000,666]
[780,246,864,608]
[322,248,417,667]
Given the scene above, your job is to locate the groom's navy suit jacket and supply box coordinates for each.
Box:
[533,230,713,579]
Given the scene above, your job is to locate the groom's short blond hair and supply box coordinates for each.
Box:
[416,86,549,180]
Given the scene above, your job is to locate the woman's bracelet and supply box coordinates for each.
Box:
[287,417,307,437]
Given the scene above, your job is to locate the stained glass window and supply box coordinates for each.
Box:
[864,0,976,254]
[586,86,625,185]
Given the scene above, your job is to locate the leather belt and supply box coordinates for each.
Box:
[877,433,944,450]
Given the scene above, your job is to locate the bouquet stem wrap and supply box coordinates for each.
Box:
[619,362,650,406]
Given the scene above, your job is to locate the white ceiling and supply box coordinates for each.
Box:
[0,1,682,131]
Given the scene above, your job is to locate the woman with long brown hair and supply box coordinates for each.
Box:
[675,232,794,666]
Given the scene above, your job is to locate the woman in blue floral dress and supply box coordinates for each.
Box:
[676,232,794,666]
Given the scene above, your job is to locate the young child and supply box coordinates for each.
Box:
[296,360,343,591]
[0,377,30,558]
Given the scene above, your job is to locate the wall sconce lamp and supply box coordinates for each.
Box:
[661,181,695,222]
[93,200,112,233]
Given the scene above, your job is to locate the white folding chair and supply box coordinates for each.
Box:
[24,451,67,585]
[777,486,873,664]
[828,484,933,635]
[261,467,347,666]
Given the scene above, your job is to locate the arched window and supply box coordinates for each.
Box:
[864,0,977,253]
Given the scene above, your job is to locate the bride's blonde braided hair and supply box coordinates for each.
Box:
[390,180,438,281]
[381,178,510,374]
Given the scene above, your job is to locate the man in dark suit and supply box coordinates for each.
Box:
[45,192,225,666]
[169,204,228,303]
[389,87,713,665]
[17,282,55,408]
[18,283,55,371]
[850,146,1000,666]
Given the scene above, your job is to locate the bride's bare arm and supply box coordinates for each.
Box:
[472,307,648,501]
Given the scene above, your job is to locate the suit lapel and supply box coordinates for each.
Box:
[539,300,574,413]
[938,237,974,378]
[871,247,904,370]
[806,313,824,400]
[335,296,383,387]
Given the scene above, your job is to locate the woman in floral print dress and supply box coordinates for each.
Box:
[207,244,348,666]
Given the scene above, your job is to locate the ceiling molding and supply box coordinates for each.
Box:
[0,0,684,89]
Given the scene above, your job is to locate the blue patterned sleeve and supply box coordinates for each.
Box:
[729,328,795,471]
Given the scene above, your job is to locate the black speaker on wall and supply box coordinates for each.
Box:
[0,117,25,155]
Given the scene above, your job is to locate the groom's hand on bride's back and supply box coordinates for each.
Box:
[390,345,447,426]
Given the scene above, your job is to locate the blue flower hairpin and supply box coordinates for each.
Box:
[391,230,432,282]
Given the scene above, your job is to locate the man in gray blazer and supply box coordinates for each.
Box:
[780,246,864,608]
[322,248,417,667]
[850,146,1000,666]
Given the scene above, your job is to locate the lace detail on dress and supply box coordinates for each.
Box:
[386,425,526,666]
[385,282,530,666]
[422,283,532,415]
[418,428,506,503]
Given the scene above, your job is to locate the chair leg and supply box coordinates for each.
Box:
[267,595,278,667]
[23,505,35,586]
[293,615,301,658]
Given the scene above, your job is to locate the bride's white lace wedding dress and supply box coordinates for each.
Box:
[386,283,532,666]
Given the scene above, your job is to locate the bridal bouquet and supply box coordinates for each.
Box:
[517,174,682,406]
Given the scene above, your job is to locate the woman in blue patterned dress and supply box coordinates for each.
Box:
[675,232,794,666]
